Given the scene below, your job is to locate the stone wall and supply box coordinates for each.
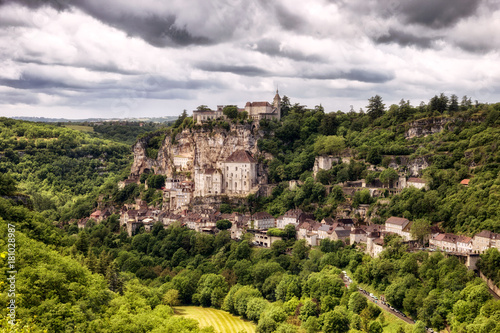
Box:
[479,272,500,298]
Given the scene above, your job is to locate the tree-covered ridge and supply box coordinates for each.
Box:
[253,97,500,234]
[92,121,164,145]
[0,117,132,221]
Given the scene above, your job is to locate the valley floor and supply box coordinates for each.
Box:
[174,306,256,333]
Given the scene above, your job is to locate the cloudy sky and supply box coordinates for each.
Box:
[0,0,499,119]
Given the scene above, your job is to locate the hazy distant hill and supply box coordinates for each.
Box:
[12,115,178,123]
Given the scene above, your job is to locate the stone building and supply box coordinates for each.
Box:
[194,167,223,197]
[385,216,410,237]
[406,177,428,190]
[173,155,192,170]
[245,90,281,121]
[430,233,459,252]
[278,209,305,228]
[222,150,258,195]
[193,105,223,123]
[193,92,281,123]
[473,230,500,253]
[193,150,259,198]
[250,212,275,230]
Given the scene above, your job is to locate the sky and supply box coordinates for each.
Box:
[0,0,499,119]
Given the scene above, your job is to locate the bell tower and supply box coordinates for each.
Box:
[273,89,281,120]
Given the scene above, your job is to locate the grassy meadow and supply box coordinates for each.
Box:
[174,306,256,333]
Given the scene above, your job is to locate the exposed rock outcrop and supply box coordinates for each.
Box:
[130,123,264,179]
[405,117,452,139]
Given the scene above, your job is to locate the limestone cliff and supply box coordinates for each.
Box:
[404,117,452,139]
[130,123,264,178]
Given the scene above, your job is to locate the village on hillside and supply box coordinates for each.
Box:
[74,92,497,263]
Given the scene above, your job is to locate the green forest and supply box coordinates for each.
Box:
[1,93,500,333]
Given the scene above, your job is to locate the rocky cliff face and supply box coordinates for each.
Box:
[405,117,452,139]
[130,123,263,178]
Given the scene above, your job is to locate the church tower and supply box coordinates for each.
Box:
[273,89,281,120]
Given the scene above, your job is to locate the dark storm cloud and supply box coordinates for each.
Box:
[0,72,86,90]
[397,0,482,28]
[274,3,306,31]
[197,62,271,77]
[0,70,224,106]
[453,40,493,54]
[1,90,39,104]
[374,29,437,48]
[71,2,212,47]
[15,57,142,75]
[253,38,325,62]
[198,61,393,84]
[302,69,394,83]
[0,0,213,47]
[0,0,69,11]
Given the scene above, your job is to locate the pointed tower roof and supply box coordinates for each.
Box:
[274,89,281,101]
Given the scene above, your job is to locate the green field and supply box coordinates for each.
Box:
[174,306,256,333]
[64,125,94,132]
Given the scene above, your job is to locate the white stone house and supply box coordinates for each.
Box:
[372,238,384,257]
[194,167,223,197]
[222,150,258,195]
[430,233,458,252]
[385,216,412,239]
[173,155,191,170]
[317,224,332,240]
[279,209,304,229]
[350,228,367,244]
[406,177,428,190]
[250,212,275,230]
[457,236,473,253]
[473,230,500,253]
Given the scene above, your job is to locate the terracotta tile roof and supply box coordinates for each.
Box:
[460,179,470,185]
[90,210,101,218]
[457,235,472,244]
[365,224,384,233]
[225,150,256,163]
[252,211,274,220]
[433,233,458,243]
[386,216,410,227]
[475,230,500,239]
[299,222,311,230]
[284,209,304,219]
[351,228,366,235]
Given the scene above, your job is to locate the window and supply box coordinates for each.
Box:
[236,167,238,171]
[244,181,246,186]
[235,182,237,189]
